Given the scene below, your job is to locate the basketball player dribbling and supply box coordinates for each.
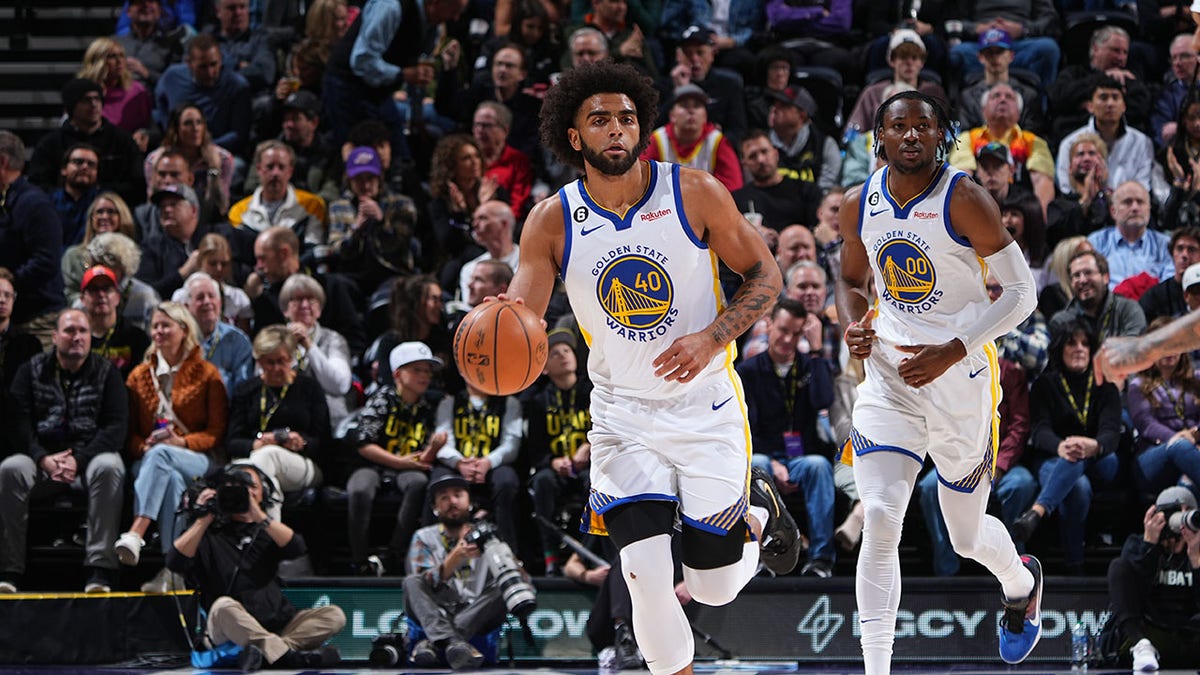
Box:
[503,61,802,675]
[837,91,1043,673]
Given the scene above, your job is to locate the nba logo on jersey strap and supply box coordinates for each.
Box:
[595,254,678,339]
[875,236,944,312]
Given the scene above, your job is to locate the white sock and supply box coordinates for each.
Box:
[749,504,769,535]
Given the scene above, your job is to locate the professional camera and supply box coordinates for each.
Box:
[1159,503,1200,534]
[369,632,406,667]
[462,520,537,619]
[182,467,261,522]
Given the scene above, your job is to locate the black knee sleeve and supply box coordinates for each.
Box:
[681,521,747,570]
[603,500,676,550]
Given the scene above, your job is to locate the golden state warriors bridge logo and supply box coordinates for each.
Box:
[596,254,678,340]
[875,238,943,312]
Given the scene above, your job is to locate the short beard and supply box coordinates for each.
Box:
[581,143,639,176]
[439,511,471,528]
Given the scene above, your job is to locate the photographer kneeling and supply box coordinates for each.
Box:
[1104,486,1200,671]
[167,465,345,671]
[403,474,535,670]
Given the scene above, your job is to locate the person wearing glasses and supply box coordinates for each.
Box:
[49,144,102,247]
[227,325,330,522]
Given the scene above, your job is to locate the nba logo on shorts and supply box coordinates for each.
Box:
[596,255,674,330]
[876,239,937,306]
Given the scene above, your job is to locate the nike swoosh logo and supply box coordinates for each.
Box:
[860,618,879,624]
[869,207,888,216]
[712,396,734,410]
[969,366,986,378]
[580,224,605,236]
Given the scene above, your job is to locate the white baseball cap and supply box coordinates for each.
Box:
[1183,262,1200,292]
[390,341,444,372]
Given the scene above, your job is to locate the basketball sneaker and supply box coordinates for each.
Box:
[1131,638,1159,672]
[999,554,1043,664]
[749,467,801,575]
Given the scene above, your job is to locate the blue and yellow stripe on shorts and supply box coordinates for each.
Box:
[939,341,1002,492]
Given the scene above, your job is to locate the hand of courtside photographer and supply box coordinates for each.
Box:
[1143,504,1165,545]
[195,488,218,521]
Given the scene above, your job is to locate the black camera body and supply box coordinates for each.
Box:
[183,466,266,523]
[462,520,537,619]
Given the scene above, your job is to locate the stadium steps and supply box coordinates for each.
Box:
[0,3,124,148]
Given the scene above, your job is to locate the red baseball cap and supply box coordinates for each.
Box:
[81,265,118,291]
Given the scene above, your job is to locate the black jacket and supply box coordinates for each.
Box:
[737,350,835,460]
[0,177,66,323]
[227,373,331,461]
[10,351,128,474]
[27,120,145,206]
[167,520,305,630]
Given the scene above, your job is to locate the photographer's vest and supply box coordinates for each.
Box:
[382,393,434,457]
[452,392,506,458]
[536,383,591,459]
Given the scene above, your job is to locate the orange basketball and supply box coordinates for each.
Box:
[454,300,548,396]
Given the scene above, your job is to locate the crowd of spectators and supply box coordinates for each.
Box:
[3,0,1200,594]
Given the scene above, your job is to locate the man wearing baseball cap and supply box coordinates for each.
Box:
[80,265,150,379]
[327,145,420,295]
[957,29,1044,134]
[136,183,217,298]
[1101,485,1200,671]
[26,78,144,206]
[247,91,338,202]
[526,328,593,576]
[846,28,949,136]
[667,24,747,144]
[345,342,447,575]
[640,84,742,191]
[766,85,841,189]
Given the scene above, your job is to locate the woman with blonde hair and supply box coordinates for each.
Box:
[62,192,137,304]
[77,37,152,134]
[304,0,351,48]
[143,104,234,214]
[115,301,228,592]
[228,325,331,521]
[169,233,252,330]
[1037,235,1093,319]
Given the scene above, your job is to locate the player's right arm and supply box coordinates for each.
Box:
[835,185,875,360]
[506,195,566,318]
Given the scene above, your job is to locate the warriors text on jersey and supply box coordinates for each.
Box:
[857,163,992,358]
[558,161,733,399]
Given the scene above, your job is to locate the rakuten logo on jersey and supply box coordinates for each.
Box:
[911,211,938,219]
[640,209,672,222]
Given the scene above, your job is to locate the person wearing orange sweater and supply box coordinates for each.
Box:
[114,301,228,592]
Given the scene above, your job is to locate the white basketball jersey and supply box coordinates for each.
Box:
[559,161,734,400]
[858,164,991,360]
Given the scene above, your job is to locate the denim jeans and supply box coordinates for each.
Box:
[133,444,212,554]
[950,37,1061,89]
[917,466,1038,576]
[1134,439,1200,493]
[1034,452,1119,566]
[751,453,835,562]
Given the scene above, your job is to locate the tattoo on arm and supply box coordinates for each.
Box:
[1148,318,1200,359]
[710,262,776,345]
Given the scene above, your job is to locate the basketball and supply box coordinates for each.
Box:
[454,300,548,396]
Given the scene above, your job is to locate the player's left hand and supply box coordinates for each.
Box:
[653,332,722,382]
[1094,335,1153,387]
[895,340,967,388]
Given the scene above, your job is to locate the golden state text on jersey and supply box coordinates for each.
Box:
[557,161,730,399]
[857,164,993,350]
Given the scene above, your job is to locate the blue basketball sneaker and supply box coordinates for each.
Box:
[999,554,1043,664]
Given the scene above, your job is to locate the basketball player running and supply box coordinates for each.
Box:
[837,91,1042,673]
[504,61,801,675]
